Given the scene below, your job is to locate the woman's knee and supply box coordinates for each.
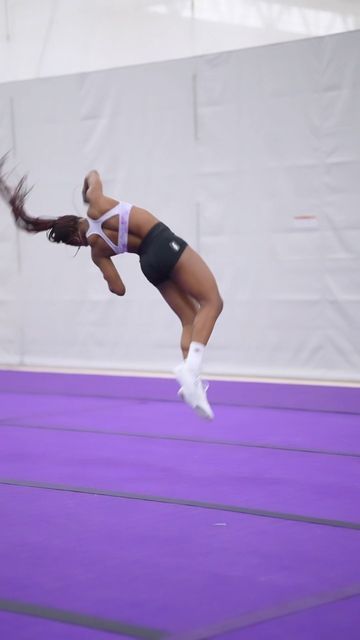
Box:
[217,295,224,316]
[214,294,223,318]
[200,293,223,318]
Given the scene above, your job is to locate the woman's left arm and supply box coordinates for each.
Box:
[92,251,126,296]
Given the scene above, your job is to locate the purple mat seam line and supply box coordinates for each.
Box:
[1,422,359,460]
[1,479,360,531]
[0,389,359,417]
[169,583,360,640]
[0,599,167,639]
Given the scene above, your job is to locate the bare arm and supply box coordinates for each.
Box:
[82,170,102,204]
[83,170,118,216]
[92,251,126,296]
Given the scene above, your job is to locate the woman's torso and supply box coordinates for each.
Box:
[86,198,159,256]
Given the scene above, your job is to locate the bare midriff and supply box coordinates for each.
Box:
[126,206,160,254]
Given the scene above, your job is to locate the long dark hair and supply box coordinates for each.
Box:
[0,155,81,246]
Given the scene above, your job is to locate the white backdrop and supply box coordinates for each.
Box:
[2,0,360,83]
[0,30,360,380]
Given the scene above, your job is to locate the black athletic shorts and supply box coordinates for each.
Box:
[138,222,188,286]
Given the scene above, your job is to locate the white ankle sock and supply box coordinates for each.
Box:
[186,342,205,377]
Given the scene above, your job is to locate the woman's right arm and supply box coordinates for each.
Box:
[82,170,102,204]
[83,170,119,217]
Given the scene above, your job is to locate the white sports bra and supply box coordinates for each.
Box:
[86,202,132,254]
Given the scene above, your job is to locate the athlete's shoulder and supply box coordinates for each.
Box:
[87,198,120,220]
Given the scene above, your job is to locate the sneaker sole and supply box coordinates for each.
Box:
[194,404,214,420]
[179,388,214,420]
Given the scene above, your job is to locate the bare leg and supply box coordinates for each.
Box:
[158,248,222,420]
[170,246,223,345]
[157,280,199,358]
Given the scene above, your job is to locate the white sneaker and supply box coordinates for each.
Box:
[192,378,214,420]
[174,363,214,420]
[174,362,198,406]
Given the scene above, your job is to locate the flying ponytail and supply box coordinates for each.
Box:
[0,155,81,245]
[0,155,58,234]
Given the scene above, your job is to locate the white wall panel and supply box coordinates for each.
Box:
[0,97,21,363]
[194,30,360,380]
[0,30,360,380]
[0,57,196,372]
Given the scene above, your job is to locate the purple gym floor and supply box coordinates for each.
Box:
[0,371,359,639]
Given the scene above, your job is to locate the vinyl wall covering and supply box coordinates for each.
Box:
[0,31,359,380]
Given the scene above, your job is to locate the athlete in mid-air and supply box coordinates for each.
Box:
[0,156,223,419]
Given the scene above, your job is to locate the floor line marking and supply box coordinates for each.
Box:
[1,479,360,530]
[1,422,359,459]
[0,598,167,639]
[1,389,359,416]
[168,584,360,640]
